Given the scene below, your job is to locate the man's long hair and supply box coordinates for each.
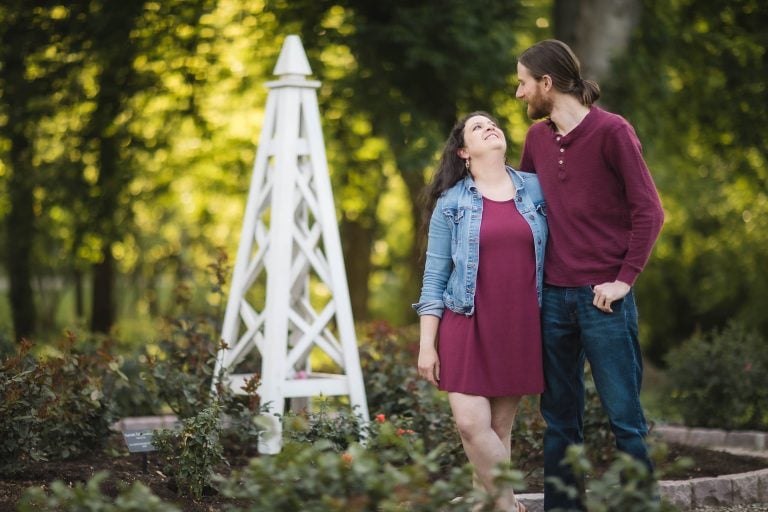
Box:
[519,39,601,106]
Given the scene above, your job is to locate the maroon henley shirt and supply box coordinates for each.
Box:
[519,107,664,286]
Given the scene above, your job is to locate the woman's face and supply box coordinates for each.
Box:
[459,115,506,160]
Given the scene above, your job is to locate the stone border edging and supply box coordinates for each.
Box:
[514,425,768,512]
[654,425,767,453]
[659,469,768,510]
[517,468,768,512]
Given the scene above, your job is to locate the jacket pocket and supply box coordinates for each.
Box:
[442,207,467,243]
[442,207,466,223]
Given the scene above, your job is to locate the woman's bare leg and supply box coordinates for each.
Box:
[449,393,521,509]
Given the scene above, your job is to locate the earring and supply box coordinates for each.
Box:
[465,158,470,170]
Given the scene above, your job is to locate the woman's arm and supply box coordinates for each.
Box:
[417,314,440,386]
[412,205,452,317]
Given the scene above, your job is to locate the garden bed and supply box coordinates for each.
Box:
[2,434,765,511]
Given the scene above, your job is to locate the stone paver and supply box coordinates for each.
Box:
[662,479,694,509]
[691,476,734,507]
[731,470,766,505]
[727,432,767,452]
[688,428,729,448]
[517,493,543,512]
[656,425,692,445]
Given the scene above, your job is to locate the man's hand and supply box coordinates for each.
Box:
[592,280,631,313]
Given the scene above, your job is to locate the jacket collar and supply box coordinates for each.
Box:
[507,166,527,191]
[461,166,526,192]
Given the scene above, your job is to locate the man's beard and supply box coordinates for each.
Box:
[527,93,553,120]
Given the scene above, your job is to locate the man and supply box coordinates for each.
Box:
[515,39,664,511]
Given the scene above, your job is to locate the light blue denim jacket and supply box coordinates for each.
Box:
[413,167,548,318]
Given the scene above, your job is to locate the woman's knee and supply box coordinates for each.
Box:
[449,393,493,439]
[453,412,486,439]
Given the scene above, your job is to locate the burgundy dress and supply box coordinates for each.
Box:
[438,197,544,396]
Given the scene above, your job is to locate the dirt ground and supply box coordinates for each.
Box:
[1,438,766,511]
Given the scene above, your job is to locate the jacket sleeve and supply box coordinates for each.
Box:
[412,201,452,318]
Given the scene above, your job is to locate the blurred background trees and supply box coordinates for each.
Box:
[1,0,766,368]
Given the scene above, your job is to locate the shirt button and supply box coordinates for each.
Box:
[559,148,565,153]
[556,136,561,141]
[558,160,564,165]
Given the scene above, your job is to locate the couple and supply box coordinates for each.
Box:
[414,39,665,511]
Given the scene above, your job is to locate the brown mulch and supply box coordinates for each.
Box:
[1,437,766,511]
[515,443,768,494]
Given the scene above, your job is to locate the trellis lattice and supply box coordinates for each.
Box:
[212,35,368,454]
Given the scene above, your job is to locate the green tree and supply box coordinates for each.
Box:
[0,2,93,340]
[0,0,219,337]
[268,1,529,320]
[608,0,768,362]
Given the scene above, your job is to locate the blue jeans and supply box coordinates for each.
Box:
[540,285,652,511]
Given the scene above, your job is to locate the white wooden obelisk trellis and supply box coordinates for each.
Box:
[212,35,369,454]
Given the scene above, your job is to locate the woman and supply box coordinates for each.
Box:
[413,112,547,511]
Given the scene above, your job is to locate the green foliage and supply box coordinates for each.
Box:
[511,366,621,472]
[664,322,768,429]
[0,1,99,339]
[17,471,180,512]
[550,442,688,512]
[0,0,223,337]
[0,340,46,471]
[282,402,443,471]
[582,368,618,465]
[358,321,632,474]
[282,399,367,451]
[608,0,768,363]
[139,254,229,419]
[510,396,546,470]
[153,403,225,499]
[143,311,220,419]
[110,355,163,418]
[358,321,465,469]
[1,0,765,363]
[267,1,536,323]
[219,373,268,455]
[217,427,521,512]
[0,334,119,474]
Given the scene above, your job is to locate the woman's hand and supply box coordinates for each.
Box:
[418,346,440,386]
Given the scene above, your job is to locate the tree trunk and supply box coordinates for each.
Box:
[340,219,375,322]
[88,129,120,333]
[2,40,37,341]
[74,268,85,320]
[6,131,37,341]
[554,0,642,86]
[90,246,115,333]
